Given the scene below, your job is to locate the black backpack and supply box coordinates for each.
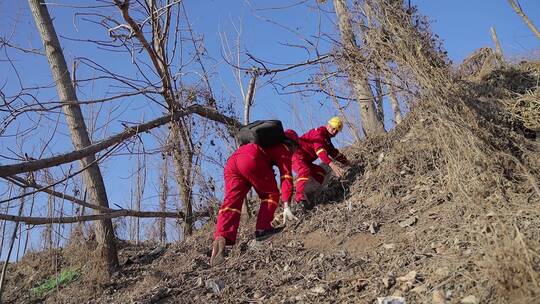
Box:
[235,120,286,147]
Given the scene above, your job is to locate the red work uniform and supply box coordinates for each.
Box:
[214,143,294,245]
[293,126,349,202]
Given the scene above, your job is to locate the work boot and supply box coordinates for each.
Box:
[210,236,226,267]
[254,226,284,242]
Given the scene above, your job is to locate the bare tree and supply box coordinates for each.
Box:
[27,0,119,272]
[386,76,403,125]
[332,0,386,137]
[112,0,219,237]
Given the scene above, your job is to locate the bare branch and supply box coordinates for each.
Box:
[0,104,240,177]
[0,209,210,225]
[507,0,540,41]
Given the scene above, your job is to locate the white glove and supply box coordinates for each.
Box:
[283,202,298,223]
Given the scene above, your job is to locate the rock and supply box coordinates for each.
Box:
[150,287,172,302]
[378,152,385,163]
[310,286,326,294]
[382,276,396,289]
[432,289,446,304]
[377,296,406,304]
[383,243,395,250]
[195,277,203,287]
[283,264,290,272]
[205,279,225,293]
[396,270,417,283]
[369,222,379,234]
[398,216,417,228]
[460,295,479,304]
[286,240,303,248]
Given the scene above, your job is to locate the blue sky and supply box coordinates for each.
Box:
[0,0,539,259]
[415,0,539,62]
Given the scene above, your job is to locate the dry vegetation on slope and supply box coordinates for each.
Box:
[3,58,539,304]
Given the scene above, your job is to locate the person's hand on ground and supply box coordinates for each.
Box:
[329,162,346,178]
[283,202,298,223]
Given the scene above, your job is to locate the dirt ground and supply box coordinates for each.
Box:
[2,62,539,304]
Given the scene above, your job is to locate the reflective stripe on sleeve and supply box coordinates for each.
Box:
[316,148,326,155]
[280,175,293,180]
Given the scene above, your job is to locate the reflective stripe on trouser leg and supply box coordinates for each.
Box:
[255,195,280,231]
[293,153,313,201]
[214,156,251,245]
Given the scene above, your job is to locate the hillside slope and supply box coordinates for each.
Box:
[3,61,539,304]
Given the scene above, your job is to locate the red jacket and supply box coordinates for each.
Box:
[297,126,349,165]
[235,143,294,203]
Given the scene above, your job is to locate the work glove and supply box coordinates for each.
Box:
[329,162,346,178]
[283,202,298,223]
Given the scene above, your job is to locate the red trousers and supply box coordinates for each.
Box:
[214,145,279,245]
[292,152,326,202]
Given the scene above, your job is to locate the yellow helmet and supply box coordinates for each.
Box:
[328,116,343,132]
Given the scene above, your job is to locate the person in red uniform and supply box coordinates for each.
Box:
[210,129,299,267]
[292,117,349,211]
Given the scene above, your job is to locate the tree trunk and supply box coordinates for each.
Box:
[43,170,54,250]
[241,72,257,220]
[0,190,25,302]
[385,71,403,125]
[170,125,194,237]
[44,190,54,250]
[373,70,385,122]
[28,0,118,272]
[243,72,257,125]
[158,156,169,243]
[134,147,145,244]
[507,0,540,41]
[333,0,386,137]
[145,2,195,237]
[490,27,505,65]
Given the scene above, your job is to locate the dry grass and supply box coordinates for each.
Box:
[504,89,540,132]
